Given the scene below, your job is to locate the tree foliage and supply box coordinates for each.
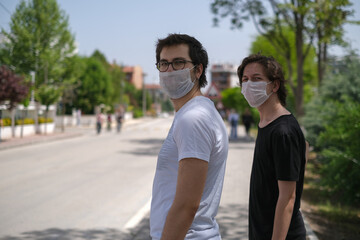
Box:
[0,65,29,110]
[73,56,113,114]
[313,0,359,85]
[35,84,62,111]
[303,52,360,204]
[221,87,259,123]
[211,0,356,116]
[1,0,75,85]
[90,50,126,107]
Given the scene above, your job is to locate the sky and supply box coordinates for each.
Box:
[1,0,359,85]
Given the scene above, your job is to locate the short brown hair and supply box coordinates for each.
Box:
[237,54,287,106]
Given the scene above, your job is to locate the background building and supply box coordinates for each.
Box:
[210,63,238,91]
[123,65,144,90]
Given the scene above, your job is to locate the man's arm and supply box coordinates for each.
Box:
[272,180,296,240]
[161,158,208,240]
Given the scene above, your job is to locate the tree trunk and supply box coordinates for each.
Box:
[44,108,48,135]
[20,108,26,138]
[317,41,328,87]
[317,41,323,86]
[61,101,65,133]
[11,108,16,138]
[35,102,40,134]
[295,14,305,117]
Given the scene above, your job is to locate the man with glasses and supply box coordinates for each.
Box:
[150,34,228,240]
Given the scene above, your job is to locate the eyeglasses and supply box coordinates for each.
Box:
[156,60,194,72]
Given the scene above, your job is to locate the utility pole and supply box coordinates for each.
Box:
[30,71,35,103]
[142,73,147,117]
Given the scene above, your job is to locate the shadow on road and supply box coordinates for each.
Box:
[119,138,164,156]
[218,203,249,240]
[0,204,249,240]
[0,226,150,240]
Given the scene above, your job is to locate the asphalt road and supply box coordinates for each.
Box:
[0,116,260,239]
[0,117,173,239]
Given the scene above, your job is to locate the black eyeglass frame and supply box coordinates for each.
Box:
[155,60,194,72]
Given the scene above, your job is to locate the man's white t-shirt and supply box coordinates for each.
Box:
[150,96,228,240]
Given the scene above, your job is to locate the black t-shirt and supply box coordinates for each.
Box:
[249,114,306,240]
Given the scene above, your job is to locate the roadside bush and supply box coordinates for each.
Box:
[15,118,35,125]
[38,117,53,124]
[317,98,360,204]
[1,118,50,126]
[1,118,11,126]
[303,53,360,205]
[133,108,143,118]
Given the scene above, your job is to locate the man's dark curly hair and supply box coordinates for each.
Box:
[237,54,287,106]
[156,33,209,88]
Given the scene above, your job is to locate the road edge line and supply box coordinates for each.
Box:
[124,197,151,231]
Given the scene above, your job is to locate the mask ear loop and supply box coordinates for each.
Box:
[266,81,274,97]
[189,65,198,82]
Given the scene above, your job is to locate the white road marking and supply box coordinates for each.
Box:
[124,197,151,231]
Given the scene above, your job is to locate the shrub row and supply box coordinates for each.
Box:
[1,118,53,126]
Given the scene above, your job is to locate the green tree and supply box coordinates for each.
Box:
[221,87,245,112]
[1,0,75,84]
[1,0,76,133]
[303,52,360,204]
[221,87,259,123]
[110,64,126,106]
[90,50,126,109]
[58,55,85,115]
[123,81,152,118]
[211,0,356,116]
[314,0,359,85]
[73,57,113,114]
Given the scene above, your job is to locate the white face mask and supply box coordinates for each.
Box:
[241,80,273,107]
[159,67,195,99]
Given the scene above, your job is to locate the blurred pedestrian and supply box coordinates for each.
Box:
[241,108,253,139]
[228,109,239,140]
[76,109,81,126]
[150,33,228,240]
[96,112,104,134]
[106,113,112,131]
[237,54,307,240]
[116,106,124,133]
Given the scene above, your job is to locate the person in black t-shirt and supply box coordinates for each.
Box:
[237,54,308,240]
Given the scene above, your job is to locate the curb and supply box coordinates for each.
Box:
[304,216,319,240]
[0,132,83,151]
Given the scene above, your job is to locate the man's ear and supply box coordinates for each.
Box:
[196,64,203,80]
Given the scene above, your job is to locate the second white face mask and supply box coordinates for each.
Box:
[241,81,272,107]
[159,67,195,99]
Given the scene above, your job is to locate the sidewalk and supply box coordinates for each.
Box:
[0,128,83,151]
[0,117,147,151]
